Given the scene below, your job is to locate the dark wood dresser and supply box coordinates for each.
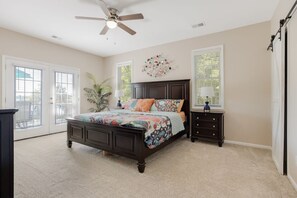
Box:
[0,109,18,198]
[191,110,224,147]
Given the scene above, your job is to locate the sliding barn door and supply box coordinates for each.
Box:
[287,13,297,186]
[271,35,285,174]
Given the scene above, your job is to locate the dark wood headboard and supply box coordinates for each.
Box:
[131,79,190,124]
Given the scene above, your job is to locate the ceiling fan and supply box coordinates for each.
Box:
[75,0,144,35]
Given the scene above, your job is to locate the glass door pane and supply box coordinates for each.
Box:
[15,66,42,129]
[54,72,74,124]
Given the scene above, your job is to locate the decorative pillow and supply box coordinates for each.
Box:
[177,99,184,113]
[133,99,155,112]
[152,99,184,112]
[150,103,158,111]
[122,99,138,110]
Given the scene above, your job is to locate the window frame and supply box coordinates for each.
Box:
[191,45,224,109]
[115,61,133,101]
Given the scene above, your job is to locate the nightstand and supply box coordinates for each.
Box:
[191,110,224,147]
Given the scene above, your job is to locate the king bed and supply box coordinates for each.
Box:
[66,79,190,173]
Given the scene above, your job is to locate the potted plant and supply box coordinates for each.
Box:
[84,73,112,112]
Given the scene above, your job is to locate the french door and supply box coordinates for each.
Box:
[3,56,80,140]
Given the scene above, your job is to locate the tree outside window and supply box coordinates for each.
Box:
[116,62,132,102]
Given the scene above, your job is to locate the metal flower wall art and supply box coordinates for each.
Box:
[142,54,173,78]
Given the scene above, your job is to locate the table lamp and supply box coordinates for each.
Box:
[200,87,215,112]
[114,90,124,108]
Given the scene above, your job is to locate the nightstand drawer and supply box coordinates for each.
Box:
[193,121,218,130]
[193,114,219,122]
[192,129,218,138]
[190,111,224,147]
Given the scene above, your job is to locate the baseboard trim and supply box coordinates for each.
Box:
[225,140,272,150]
[14,131,66,142]
[272,155,284,175]
[288,175,297,191]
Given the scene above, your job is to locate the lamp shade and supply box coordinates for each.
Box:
[114,90,123,98]
[200,87,215,97]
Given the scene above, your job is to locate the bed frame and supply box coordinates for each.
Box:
[67,79,190,173]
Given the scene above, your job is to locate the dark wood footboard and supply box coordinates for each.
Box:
[67,118,187,173]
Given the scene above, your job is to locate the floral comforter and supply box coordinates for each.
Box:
[74,110,184,149]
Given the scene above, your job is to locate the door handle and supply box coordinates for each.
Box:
[50,97,53,104]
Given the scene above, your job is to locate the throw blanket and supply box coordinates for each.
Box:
[74,110,185,149]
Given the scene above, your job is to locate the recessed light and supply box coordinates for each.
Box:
[192,22,205,29]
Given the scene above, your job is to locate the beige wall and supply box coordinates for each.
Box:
[0,27,104,113]
[0,21,273,146]
[271,0,297,190]
[103,22,272,146]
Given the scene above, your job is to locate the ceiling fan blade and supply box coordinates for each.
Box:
[97,0,111,17]
[117,22,136,35]
[118,13,144,21]
[100,25,109,35]
[75,16,105,21]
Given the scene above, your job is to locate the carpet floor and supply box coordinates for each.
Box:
[14,132,296,198]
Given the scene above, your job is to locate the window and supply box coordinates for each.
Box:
[116,61,132,102]
[192,45,224,109]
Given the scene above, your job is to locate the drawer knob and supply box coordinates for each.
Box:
[213,133,216,136]
[197,117,199,119]
[197,131,200,134]
[196,124,199,127]
[213,125,216,128]
[213,118,216,121]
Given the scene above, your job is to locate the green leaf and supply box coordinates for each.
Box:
[89,108,96,112]
[86,72,97,85]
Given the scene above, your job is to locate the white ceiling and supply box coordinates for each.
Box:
[0,0,279,57]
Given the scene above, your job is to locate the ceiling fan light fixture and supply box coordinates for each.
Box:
[106,20,117,29]
[75,2,143,35]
